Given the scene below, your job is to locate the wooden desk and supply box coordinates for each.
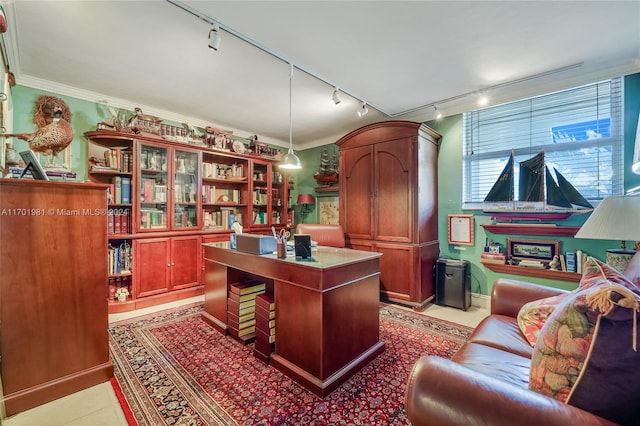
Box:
[202,243,385,397]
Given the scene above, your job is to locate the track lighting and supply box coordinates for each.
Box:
[434,105,442,119]
[208,23,221,51]
[357,102,369,117]
[476,92,489,107]
[332,88,342,105]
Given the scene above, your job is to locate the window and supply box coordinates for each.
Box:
[463,78,624,208]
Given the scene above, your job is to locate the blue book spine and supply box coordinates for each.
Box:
[121,177,131,204]
[565,251,576,273]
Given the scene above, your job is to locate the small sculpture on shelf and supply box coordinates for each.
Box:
[115,287,130,302]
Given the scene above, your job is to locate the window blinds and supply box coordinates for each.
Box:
[463,78,623,207]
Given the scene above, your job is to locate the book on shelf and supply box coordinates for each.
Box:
[559,254,567,272]
[228,290,266,303]
[565,251,577,273]
[238,326,255,337]
[480,252,505,265]
[255,293,275,310]
[121,177,131,204]
[8,167,76,180]
[227,298,256,315]
[112,176,122,204]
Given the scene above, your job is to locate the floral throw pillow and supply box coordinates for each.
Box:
[529,283,640,425]
[516,257,640,347]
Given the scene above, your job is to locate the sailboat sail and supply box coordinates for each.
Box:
[519,151,545,202]
[545,167,572,208]
[553,167,593,208]
[484,153,514,202]
[484,150,592,220]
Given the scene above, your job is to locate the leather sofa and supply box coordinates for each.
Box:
[295,223,346,248]
[404,278,617,426]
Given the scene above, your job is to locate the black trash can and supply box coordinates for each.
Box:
[435,258,471,311]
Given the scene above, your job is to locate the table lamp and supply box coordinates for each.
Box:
[574,195,640,272]
[296,193,315,223]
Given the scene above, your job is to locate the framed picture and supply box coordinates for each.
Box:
[507,238,559,262]
[317,195,339,225]
[19,150,49,180]
[448,214,474,245]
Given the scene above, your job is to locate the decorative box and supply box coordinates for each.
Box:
[235,234,278,255]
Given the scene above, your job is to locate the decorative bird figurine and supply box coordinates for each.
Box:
[2,96,74,166]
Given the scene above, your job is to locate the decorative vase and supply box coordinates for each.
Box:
[117,293,127,302]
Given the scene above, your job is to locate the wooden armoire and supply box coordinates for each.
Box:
[337,121,441,309]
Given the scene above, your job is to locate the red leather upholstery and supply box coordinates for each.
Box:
[295,224,346,248]
[405,279,616,426]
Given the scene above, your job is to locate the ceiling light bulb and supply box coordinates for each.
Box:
[434,106,443,119]
[208,23,221,51]
[357,102,369,117]
[332,88,342,105]
[477,93,489,106]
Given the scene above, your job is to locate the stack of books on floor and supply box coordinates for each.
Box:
[253,293,276,364]
[227,279,266,344]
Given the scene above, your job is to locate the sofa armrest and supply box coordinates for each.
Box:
[405,356,616,426]
[491,278,569,317]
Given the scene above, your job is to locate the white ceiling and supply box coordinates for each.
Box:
[3,1,640,150]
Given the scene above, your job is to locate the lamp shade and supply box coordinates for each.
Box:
[575,195,640,242]
[632,112,640,174]
[296,194,315,205]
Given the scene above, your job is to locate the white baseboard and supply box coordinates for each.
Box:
[470,293,490,310]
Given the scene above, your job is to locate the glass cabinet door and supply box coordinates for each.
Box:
[173,148,200,229]
[139,143,169,231]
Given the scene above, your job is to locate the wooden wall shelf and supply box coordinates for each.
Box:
[481,224,581,237]
[315,186,339,193]
[481,262,581,282]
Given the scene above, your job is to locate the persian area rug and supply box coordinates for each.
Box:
[109,303,472,425]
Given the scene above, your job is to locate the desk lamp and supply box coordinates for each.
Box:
[296,193,315,223]
[575,195,640,272]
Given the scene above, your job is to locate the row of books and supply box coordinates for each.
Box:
[253,209,268,225]
[202,162,245,179]
[108,207,131,234]
[202,186,241,204]
[8,166,77,180]
[564,250,589,273]
[253,293,276,364]
[203,208,242,230]
[227,280,267,343]
[111,176,132,205]
[140,208,167,229]
[101,147,133,172]
[108,244,132,276]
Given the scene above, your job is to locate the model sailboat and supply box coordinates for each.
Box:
[484,151,593,220]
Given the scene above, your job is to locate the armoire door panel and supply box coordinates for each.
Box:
[341,146,374,239]
[375,138,413,242]
[377,243,414,299]
[172,236,201,289]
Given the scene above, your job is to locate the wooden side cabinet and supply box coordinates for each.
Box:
[338,121,441,309]
[0,180,113,416]
[134,235,202,298]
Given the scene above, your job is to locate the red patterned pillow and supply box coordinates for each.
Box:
[529,283,640,424]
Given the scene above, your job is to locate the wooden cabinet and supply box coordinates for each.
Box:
[338,121,441,308]
[0,180,113,416]
[134,235,201,298]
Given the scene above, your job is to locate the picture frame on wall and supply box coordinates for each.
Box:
[317,195,339,225]
[447,214,474,245]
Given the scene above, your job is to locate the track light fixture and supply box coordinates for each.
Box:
[434,105,443,119]
[208,23,221,51]
[476,92,489,107]
[357,102,369,117]
[332,88,342,105]
[279,63,302,170]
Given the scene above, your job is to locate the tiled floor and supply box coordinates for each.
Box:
[2,296,489,426]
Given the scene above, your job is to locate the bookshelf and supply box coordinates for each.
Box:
[86,130,290,313]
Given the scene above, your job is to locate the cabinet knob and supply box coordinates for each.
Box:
[171,262,175,266]
[167,263,171,267]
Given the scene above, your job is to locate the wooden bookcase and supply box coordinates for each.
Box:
[86,130,289,313]
[0,179,113,415]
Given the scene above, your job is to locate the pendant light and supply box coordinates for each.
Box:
[279,63,302,170]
